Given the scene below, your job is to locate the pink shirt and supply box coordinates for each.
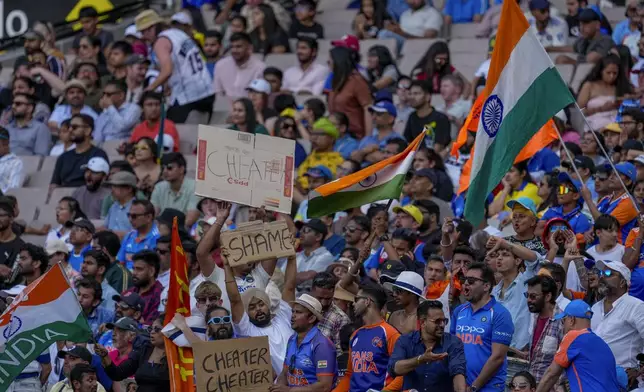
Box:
[109,350,135,378]
[282,63,329,96]
[213,55,266,100]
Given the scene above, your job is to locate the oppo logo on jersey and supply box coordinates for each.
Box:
[456,325,485,334]
[456,325,485,345]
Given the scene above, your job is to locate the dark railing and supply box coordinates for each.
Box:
[0,0,150,51]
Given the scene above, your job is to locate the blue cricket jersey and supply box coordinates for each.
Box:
[450,297,514,391]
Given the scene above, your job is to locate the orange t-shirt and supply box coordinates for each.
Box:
[130,119,180,152]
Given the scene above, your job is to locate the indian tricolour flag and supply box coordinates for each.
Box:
[463,0,575,225]
[307,131,425,217]
[0,264,92,391]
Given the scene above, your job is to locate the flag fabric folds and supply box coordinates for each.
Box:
[0,264,92,391]
[163,217,195,392]
[307,131,426,218]
[462,0,575,225]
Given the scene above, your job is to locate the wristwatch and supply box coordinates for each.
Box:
[379,234,390,242]
[470,386,479,392]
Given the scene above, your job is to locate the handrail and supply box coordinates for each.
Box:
[0,0,150,51]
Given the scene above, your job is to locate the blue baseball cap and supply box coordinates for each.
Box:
[605,162,637,184]
[554,299,593,320]
[305,165,333,180]
[557,172,582,192]
[506,196,537,216]
[369,101,397,118]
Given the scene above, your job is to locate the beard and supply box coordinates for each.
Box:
[133,276,150,288]
[210,326,233,340]
[528,299,544,313]
[70,133,86,143]
[250,311,271,327]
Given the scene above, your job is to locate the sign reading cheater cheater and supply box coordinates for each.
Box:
[195,125,295,214]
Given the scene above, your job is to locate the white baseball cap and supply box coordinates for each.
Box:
[246,79,271,95]
[171,12,192,25]
[81,157,110,175]
[633,155,644,166]
[124,24,142,39]
[596,260,631,284]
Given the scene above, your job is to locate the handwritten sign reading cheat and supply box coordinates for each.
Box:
[194,336,272,392]
[195,125,295,213]
[220,220,295,266]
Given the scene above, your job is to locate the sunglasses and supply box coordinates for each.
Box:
[508,382,530,390]
[599,269,616,278]
[523,292,542,300]
[197,296,220,305]
[207,315,231,325]
[464,276,486,285]
[150,326,162,333]
[397,83,411,90]
[558,185,572,195]
[343,226,362,234]
[426,317,449,325]
[549,224,568,233]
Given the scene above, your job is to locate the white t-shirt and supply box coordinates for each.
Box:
[586,244,625,263]
[551,256,584,293]
[400,6,443,37]
[233,300,294,375]
[158,273,206,313]
[49,143,75,157]
[206,264,271,310]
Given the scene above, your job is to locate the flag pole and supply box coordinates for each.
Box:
[553,120,584,182]
[573,103,641,213]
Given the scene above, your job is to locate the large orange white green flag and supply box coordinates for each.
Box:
[307,131,426,217]
[163,217,194,392]
[0,264,92,391]
[463,0,574,225]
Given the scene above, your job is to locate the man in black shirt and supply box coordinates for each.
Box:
[289,0,325,40]
[50,113,108,190]
[403,80,451,157]
[0,199,25,288]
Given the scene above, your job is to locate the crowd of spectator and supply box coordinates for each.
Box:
[4,0,644,391]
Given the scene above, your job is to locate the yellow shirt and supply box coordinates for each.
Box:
[297,151,344,189]
[494,182,542,213]
[193,31,205,47]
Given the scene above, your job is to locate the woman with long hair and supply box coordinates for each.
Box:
[507,371,536,392]
[366,44,400,91]
[229,97,269,134]
[353,0,390,39]
[274,115,307,167]
[412,41,471,96]
[488,160,542,217]
[98,314,170,392]
[249,4,290,54]
[536,172,559,218]
[45,197,87,248]
[132,137,161,196]
[72,35,109,76]
[578,54,633,130]
[327,46,373,139]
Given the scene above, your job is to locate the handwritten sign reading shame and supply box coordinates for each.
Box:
[195,125,295,213]
[220,220,295,266]
[194,337,272,392]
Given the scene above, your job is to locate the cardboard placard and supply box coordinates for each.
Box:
[195,125,295,213]
[193,336,272,392]
[220,220,295,266]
